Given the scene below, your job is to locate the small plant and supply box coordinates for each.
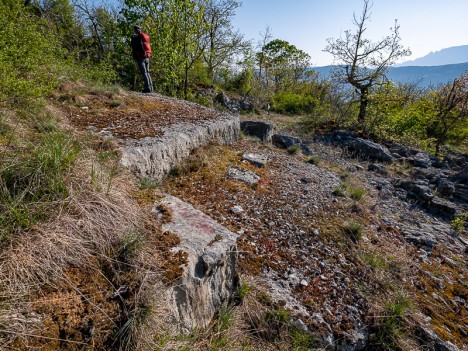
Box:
[168,166,182,177]
[119,231,146,261]
[110,99,122,108]
[360,252,386,269]
[214,308,235,333]
[307,156,321,165]
[139,177,158,189]
[332,185,346,197]
[451,214,466,233]
[349,186,366,200]
[291,326,316,350]
[370,293,412,350]
[237,282,252,301]
[339,172,350,181]
[342,221,363,243]
[287,145,300,155]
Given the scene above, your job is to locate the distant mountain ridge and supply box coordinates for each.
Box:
[398,45,468,66]
[312,62,468,87]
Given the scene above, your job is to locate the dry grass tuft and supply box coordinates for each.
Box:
[0,151,158,348]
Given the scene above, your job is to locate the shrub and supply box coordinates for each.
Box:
[272,91,319,115]
[0,1,63,103]
[451,214,466,233]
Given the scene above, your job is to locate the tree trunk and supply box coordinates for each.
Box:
[358,87,369,122]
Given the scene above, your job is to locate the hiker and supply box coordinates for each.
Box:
[131,25,153,93]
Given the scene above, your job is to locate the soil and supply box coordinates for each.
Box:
[64,91,225,140]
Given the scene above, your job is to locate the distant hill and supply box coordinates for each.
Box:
[312,62,468,87]
[398,45,468,66]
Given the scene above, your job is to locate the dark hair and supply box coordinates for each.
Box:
[133,25,141,31]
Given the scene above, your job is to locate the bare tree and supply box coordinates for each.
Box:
[324,0,411,122]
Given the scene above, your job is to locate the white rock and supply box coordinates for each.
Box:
[231,206,244,214]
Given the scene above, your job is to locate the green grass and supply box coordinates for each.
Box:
[1,130,80,240]
[332,185,346,197]
[139,177,158,189]
[349,186,366,201]
[306,156,321,165]
[370,294,412,350]
[360,252,386,269]
[342,222,363,243]
[291,326,316,350]
[237,282,253,301]
[287,145,300,154]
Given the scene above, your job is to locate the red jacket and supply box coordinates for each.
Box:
[131,32,152,59]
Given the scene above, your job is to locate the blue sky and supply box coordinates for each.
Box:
[232,0,468,66]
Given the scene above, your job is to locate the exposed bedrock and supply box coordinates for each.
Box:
[120,114,239,181]
[156,195,239,333]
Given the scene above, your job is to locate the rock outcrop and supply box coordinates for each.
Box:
[120,114,239,181]
[156,195,239,333]
[240,121,274,142]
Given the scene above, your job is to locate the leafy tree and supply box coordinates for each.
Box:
[257,39,311,93]
[203,0,247,84]
[427,72,468,154]
[324,0,411,122]
[0,0,63,103]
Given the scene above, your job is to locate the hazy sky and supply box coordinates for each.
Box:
[232,0,468,66]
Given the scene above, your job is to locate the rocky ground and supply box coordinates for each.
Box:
[55,88,468,349]
[161,117,467,350]
[64,90,225,139]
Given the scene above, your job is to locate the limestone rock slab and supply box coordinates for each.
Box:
[120,114,239,181]
[157,195,239,333]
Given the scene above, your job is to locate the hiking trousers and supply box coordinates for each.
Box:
[137,58,153,92]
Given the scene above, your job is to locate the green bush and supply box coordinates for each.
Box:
[0,1,63,102]
[272,91,319,115]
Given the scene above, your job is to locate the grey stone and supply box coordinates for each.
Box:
[368,163,388,175]
[419,326,461,351]
[451,165,468,183]
[437,180,455,196]
[293,319,309,332]
[409,152,432,168]
[272,134,302,148]
[300,144,313,155]
[349,138,394,163]
[300,177,314,184]
[393,179,434,202]
[338,326,369,351]
[215,91,230,107]
[231,206,244,214]
[427,197,458,218]
[227,166,260,184]
[315,130,355,146]
[120,114,239,181]
[387,143,420,157]
[240,121,274,142]
[157,195,239,333]
[242,153,268,168]
[401,226,437,251]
